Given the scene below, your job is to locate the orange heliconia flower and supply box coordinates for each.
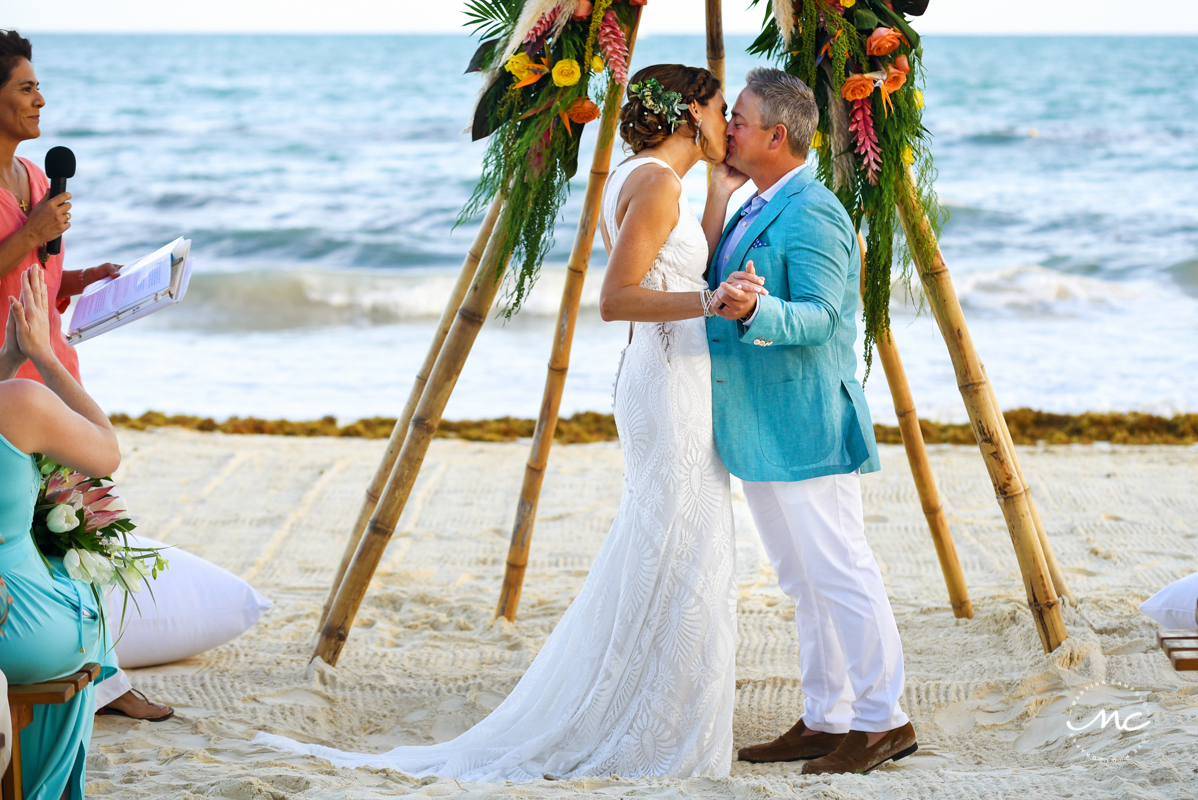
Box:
[841,74,875,101]
[866,27,903,56]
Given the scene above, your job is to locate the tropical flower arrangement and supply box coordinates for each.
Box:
[750,0,943,374]
[32,455,169,637]
[460,0,644,315]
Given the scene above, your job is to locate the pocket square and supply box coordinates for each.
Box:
[749,238,769,249]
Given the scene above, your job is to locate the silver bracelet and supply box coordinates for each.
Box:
[701,289,715,317]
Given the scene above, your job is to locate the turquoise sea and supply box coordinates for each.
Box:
[20,33,1198,423]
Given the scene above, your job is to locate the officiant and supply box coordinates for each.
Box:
[0,29,173,723]
[0,30,121,386]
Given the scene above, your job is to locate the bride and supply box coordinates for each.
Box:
[258,63,763,781]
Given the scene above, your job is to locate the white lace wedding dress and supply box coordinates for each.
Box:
[257,157,737,781]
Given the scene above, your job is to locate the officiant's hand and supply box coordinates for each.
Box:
[83,263,121,287]
[22,191,72,245]
[714,261,766,321]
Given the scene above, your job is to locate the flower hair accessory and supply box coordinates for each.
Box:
[627,78,688,133]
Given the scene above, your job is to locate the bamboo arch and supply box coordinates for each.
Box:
[313,0,1071,667]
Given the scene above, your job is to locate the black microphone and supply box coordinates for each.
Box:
[44,146,76,256]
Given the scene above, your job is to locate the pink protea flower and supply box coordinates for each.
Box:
[44,471,88,504]
[597,10,630,86]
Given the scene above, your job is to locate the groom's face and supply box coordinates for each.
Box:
[725,91,771,177]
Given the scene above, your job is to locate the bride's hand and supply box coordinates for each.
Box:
[709,160,749,198]
[11,267,55,367]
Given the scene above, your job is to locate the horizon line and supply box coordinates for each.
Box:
[17,29,1198,37]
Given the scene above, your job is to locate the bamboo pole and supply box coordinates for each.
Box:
[983,367,1076,607]
[858,233,972,619]
[704,0,724,182]
[704,0,726,87]
[496,15,643,622]
[895,172,1067,653]
[313,202,514,666]
[318,194,504,634]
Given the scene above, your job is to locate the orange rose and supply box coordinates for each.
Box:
[841,74,875,101]
[866,27,902,56]
[892,54,911,74]
[566,97,601,124]
[882,66,907,95]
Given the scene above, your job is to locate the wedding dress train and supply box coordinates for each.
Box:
[257,156,737,780]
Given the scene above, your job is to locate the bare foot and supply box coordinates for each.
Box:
[98,689,174,721]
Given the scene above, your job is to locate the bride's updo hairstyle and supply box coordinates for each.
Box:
[619,64,721,154]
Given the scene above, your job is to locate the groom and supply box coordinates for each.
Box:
[706,68,917,775]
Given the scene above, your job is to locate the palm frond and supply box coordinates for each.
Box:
[463,0,525,42]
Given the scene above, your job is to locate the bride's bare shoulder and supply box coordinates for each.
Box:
[616,161,681,216]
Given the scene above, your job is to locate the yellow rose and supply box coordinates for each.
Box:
[811,130,824,149]
[912,89,924,109]
[901,145,914,166]
[842,0,856,6]
[505,52,532,80]
[552,59,582,87]
[591,55,605,73]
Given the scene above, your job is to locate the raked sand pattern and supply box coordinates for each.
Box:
[88,430,1198,798]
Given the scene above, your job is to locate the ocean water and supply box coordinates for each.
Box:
[20,33,1198,423]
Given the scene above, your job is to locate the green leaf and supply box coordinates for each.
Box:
[851,9,880,29]
[472,71,516,142]
[466,38,501,74]
[463,0,522,42]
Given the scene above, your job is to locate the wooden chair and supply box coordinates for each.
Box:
[1,663,100,800]
[1158,630,1198,672]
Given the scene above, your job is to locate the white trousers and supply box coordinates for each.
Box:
[743,472,909,733]
[93,666,132,710]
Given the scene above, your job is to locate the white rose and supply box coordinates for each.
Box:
[46,503,81,533]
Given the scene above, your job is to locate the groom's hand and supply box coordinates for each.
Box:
[714,261,766,321]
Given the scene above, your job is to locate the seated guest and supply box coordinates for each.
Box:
[0,29,169,723]
[0,266,120,800]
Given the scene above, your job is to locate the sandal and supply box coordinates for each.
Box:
[95,689,175,721]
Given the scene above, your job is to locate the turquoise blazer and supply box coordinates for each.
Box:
[706,168,880,483]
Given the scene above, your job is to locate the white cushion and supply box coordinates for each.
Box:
[1139,572,1198,631]
[107,535,272,668]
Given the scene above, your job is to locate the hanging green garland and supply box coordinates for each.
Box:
[750,0,945,377]
[460,0,643,316]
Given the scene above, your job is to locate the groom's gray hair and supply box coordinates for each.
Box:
[743,68,818,157]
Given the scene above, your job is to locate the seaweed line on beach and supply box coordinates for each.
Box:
[108,409,1198,446]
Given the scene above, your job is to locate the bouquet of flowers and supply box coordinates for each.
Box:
[32,454,169,636]
[750,0,943,375]
[460,0,643,316]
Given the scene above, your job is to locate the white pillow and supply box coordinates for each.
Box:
[1139,572,1198,631]
[107,534,272,668]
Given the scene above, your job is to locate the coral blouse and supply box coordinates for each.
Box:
[0,156,81,384]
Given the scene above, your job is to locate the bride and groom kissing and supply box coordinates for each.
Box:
[260,63,917,780]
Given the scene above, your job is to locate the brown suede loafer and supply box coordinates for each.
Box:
[801,722,918,775]
[738,718,847,763]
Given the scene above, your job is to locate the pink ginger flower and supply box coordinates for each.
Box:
[597,10,630,86]
[849,97,882,185]
[524,7,560,43]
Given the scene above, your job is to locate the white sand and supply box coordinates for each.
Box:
[86,430,1198,798]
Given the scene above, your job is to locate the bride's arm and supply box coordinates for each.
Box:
[599,168,708,323]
